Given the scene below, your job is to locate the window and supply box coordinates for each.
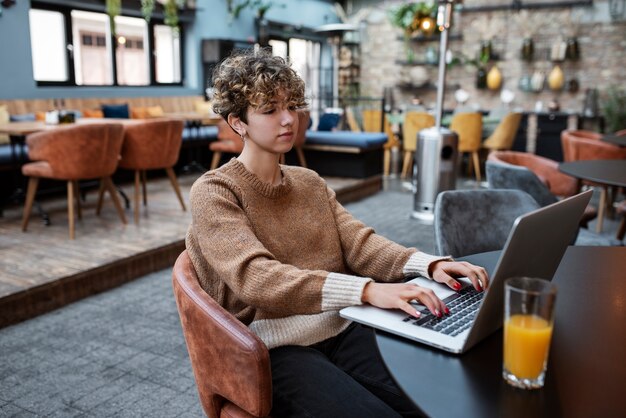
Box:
[28,3,184,87]
[154,24,181,84]
[29,9,69,82]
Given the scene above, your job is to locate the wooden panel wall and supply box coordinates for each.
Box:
[0,95,206,115]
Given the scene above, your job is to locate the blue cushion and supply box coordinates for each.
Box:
[317,113,341,131]
[305,131,388,148]
[101,104,130,119]
[10,113,36,122]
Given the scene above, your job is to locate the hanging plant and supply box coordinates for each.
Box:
[106,0,121,36]
[141,0,156,22]
[228,0,283,22]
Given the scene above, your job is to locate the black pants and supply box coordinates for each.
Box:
[269,323,425,418]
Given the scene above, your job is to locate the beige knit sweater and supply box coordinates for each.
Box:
[186,158,448,349]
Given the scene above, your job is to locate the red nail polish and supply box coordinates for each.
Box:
[435,309,441,317]
[445,307,450,315]
[453,282,461,291]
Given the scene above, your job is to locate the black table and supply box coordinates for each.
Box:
[602,133,626,147]
[559,160,626,189]
[559,160,626,234]
[376,247,626,418]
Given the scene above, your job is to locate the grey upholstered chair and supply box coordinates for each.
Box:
[485,160,558,207]
[434,189,540,258]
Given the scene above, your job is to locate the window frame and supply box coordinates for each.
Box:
[30,1,184,88]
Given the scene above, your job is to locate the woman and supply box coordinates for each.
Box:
[186,49,488,417]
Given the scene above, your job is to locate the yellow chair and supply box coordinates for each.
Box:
[362,109,398,176]
[401,112,435,178]
[482,112,522,152]
[450,112,483,182]
[344,107,362,132]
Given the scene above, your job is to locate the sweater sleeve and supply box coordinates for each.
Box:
[327,186,451,280]
[188,176,371,316]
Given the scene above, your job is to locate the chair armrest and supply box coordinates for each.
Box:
[173,252,272,418]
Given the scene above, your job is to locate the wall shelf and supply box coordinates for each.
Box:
[459,0,593,13]
[397,33,463,42]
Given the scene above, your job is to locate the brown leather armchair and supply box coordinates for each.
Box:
[210,120,245,170]
[117,119,186,224]
[172,250,272,418]
[560,130,602,162]
[488,150,578,197]
[21,123,127,239]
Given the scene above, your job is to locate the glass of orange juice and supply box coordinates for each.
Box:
[503,277,557,389]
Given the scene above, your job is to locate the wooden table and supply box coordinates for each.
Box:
[160,111,221,125]
[559,159,626,233]
[375,247,626,418]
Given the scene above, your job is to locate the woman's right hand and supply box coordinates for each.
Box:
[361,282,448,319]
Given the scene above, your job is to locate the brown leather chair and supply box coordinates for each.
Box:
[21,123,127,239]
[117,119,186,224]
[561,130,626,232]
[210,120,245,170]
[172,250,272,418]
[487,150,597,227]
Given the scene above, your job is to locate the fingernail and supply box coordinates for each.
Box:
[445,307,450,315]
[435,309,441,317]
[415,310,421,318]
[453,282,461,291]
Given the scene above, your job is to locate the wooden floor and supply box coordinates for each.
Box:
[0,172,381,327]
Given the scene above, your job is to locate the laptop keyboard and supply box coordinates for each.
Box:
[402,286,484,337]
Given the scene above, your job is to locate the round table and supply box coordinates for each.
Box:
[375,247,626,418]
[559,159,626,234]
[602,134,626,147]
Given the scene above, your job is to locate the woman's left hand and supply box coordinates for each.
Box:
[429,260,489,292]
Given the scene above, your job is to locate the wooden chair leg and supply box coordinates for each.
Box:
[21,177,39,232]
[67,181,75,240]
[95,180,106,215]
[402,151,413,178]
[383,148,391,177]
[103,177,127,225]
[617,216,626,241]
[73,181,82,220]
[472,151,481,183]
[141,170,148,206]
[596,187,607,233]
[210,152,222,170]
[295,146,307,168]
[166,167,186,211]
[134,170,141,224]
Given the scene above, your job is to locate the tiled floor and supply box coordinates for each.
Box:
[0,175,622,417]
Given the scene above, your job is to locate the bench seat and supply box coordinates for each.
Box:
[301,130,387,178]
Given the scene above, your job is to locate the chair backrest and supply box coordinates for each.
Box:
[482,112,522,151]
[486,160,557,207]
[362,109,396,146]
[487,150,578,198]
[344,107,362,132]
[561,130,626,161]
[402,111,435,152]
[434,189,540,258]
[26,122,124,180]
[449,112,482,153]
[294,109,310,147]
[210,119,245,154]
[119,119,184,170]
[172,250,272,418]
[560,130,601,162]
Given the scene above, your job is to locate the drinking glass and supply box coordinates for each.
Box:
[503,277,557,389]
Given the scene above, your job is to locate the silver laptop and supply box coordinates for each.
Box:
[340,190,593,354]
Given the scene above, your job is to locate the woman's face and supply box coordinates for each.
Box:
[235,94,299,156]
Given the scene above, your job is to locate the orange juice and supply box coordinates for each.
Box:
[504,314,553,379]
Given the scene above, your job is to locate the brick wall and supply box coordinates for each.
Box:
[355,1,626,116]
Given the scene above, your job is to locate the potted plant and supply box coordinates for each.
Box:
[387,2,437,63]
[602,88,626,133]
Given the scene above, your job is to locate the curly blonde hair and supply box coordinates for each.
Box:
[211,48,307,123]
